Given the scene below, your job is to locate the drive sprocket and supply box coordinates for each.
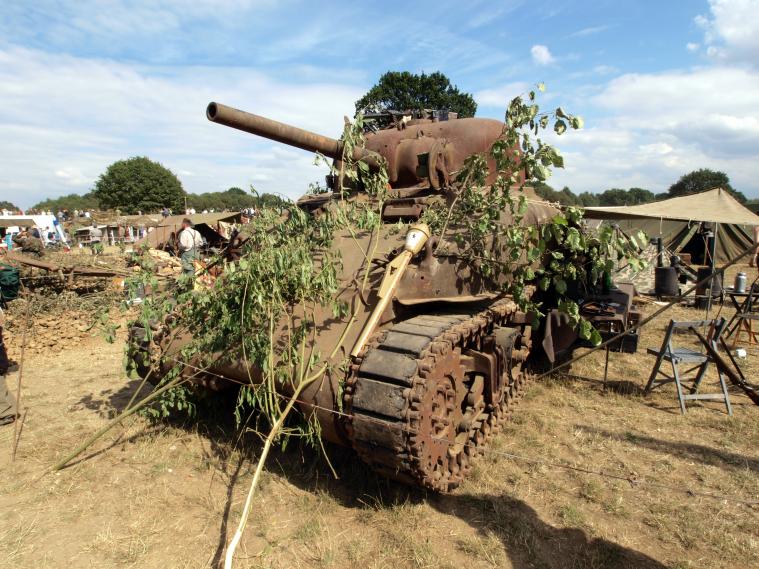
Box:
[344,298,532,491]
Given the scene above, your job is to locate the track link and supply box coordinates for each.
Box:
[344,298,532,492]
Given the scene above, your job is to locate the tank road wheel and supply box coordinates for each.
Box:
[344,299,532,492]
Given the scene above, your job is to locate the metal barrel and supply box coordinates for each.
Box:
[207,102,375,165]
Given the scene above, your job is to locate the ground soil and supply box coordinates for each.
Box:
[1,264,758,569]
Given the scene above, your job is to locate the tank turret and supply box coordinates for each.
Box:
[206,101,506,193]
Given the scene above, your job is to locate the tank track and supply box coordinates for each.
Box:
[344,298,532,492]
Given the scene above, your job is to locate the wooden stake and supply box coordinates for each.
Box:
[11,291,30,461]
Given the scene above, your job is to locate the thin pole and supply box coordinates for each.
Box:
[11,291,31,461]
[705,223,719,318]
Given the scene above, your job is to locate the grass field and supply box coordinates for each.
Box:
[1,266,758,568]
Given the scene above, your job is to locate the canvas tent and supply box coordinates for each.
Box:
[134,212,242,251]
[582,188,758,264]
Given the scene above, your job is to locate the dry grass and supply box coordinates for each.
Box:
[1,263,758,568]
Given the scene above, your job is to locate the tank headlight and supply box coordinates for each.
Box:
[404,222,431,255]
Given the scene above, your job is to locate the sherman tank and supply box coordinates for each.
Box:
[131,102,567,491]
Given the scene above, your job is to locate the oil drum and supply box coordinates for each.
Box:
[695,267,722,297]
[654,266,678,297]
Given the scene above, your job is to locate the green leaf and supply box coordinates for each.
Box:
[571,116,584,129]
[589,327,602,346]
[554,120,567,135]
[553,276,567,294]
[533,163,550,181]
[566,227,581,250]
[537,82,546,92]
[578,319,592,340]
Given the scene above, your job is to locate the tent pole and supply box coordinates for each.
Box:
[705,223,719,318]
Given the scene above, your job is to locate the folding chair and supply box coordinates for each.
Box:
[645,318,732,415]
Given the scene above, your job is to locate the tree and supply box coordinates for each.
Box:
[576,191,599,207]
[668,168,746,203]
[532,183,583,206]
[597,187,655,206]
[597,188,630,206]
[93,156,185,214]
[355,71,477,117]
[0,200,18,211]
[186,187,289,211]
[32,192,99,213]
[626,187,656,204]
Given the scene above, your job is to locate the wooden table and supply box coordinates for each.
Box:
[724,288,759,346]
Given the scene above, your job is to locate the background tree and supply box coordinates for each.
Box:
[0,200,19,211]
[31,192,99,213]
[596,187,655,206]
[355,71,477,117]
[187,187,289,211]
[93,156,185,214]
[667,168,746,202]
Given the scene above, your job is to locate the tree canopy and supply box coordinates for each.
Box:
[531,183,657,207]
[668,168,746,203]
[93,156,186,214]
[186,187,289,211]
[355,71,477,117]
[0,200,19,212]
[31,192,99,213]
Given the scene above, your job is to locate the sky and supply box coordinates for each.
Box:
[1,0,758,208]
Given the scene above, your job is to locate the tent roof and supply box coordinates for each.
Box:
[583,188,759,226]
[159,212,241,227]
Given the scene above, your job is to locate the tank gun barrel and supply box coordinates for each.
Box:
[206,102,376,165]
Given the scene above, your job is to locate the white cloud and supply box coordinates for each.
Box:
[474,82,530,108]
[686,42,700,52]
[696,0,759,64]
[0,46,363,207]
[530,44,555,66]
[593,65,618,76]
[547,3,759,196]
[568,25,610,38]
[465,1,524,29]
[550,66,759,196]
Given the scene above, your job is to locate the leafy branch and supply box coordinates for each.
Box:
[425,84,646,344]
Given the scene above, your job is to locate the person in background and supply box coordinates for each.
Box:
[90,223,103,255]
[0,307,15,426]
[178,218,203,276]
[161,207,169,218]
[752,225,759,267]
[12,229,44,257]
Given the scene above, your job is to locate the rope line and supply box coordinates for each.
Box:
[163,356,759,507]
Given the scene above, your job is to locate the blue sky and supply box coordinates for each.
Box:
[1,0,758,208]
